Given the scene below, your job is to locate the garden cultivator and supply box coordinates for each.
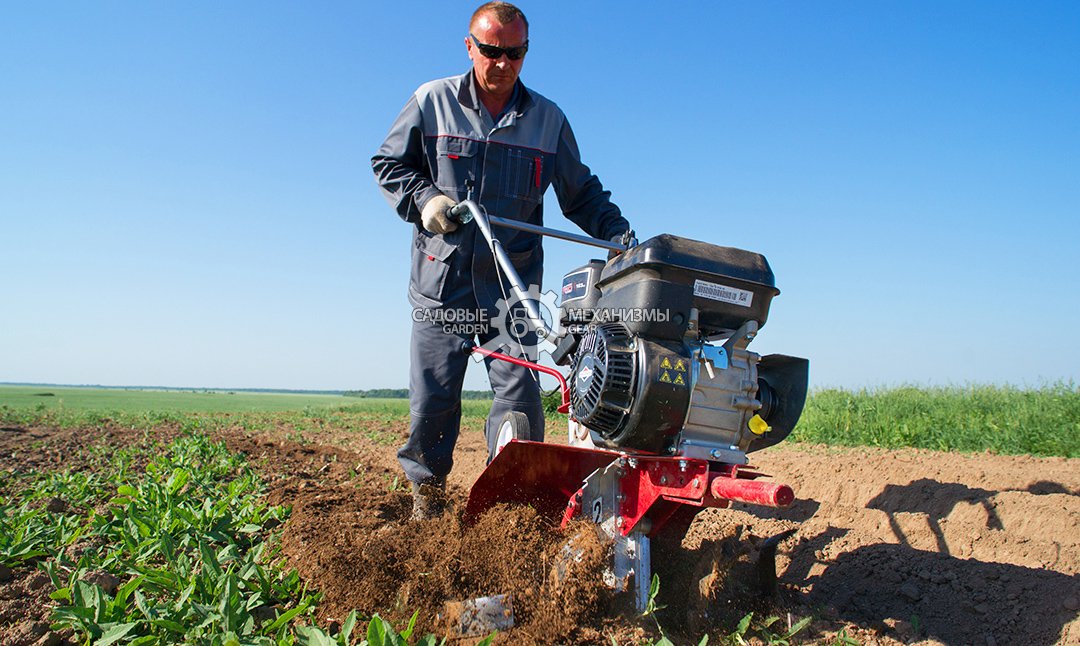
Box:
[448,201,809,611]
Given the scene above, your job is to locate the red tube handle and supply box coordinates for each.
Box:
[463,342,571,414]
[709,476,794,508]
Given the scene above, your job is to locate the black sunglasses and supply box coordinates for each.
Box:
[470,34,529,61]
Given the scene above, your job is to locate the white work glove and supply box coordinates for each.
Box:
[421,195,458,235]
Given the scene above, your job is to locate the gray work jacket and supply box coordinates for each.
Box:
[372,71,628,311]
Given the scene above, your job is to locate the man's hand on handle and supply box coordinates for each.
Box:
[608,230,637,260]
[421,195,458,235]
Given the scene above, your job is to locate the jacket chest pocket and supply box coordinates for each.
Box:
[433,137,478,196]
[504,148,543,204]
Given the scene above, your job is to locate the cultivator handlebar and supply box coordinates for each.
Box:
[462,341,570,414]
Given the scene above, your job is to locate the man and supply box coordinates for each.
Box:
[372,1,629,519]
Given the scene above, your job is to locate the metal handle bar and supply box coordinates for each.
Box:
[464,340,571,413]
[447,203,629,253]
[447,200,552,342]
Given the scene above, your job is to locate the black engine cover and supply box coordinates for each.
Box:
[596,234,780,339]
[570,323,691,454]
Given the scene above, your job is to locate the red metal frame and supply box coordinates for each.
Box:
[467,441,794,538]
[464,441,618,525]
[470,346,570,413]
[463,347,795,541]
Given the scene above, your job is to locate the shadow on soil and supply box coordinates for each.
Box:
[868,479,1004,554]
[804,540,1079,645]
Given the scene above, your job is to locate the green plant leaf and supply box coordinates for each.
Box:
[366,614,388,646]
[783,615,813,639]
[167,468,190,495]
[736,612,753,636]
[113,575,144,608]
[200,539,222,578]
[339,610,358,644]
[149,618,187,634]
[266,598,311,632]
[400,610,418,640]
[93,622,137,646]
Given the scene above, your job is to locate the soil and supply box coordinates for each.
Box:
[1,420,1078,645]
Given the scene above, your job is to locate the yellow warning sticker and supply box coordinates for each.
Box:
[659,370,672,383]
[660,357,673,370]
[673,359,686,372]
[673,373,686,386]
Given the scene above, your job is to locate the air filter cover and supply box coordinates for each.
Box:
[598,234,779,337]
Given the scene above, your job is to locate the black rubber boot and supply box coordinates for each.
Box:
[411,480,447,521]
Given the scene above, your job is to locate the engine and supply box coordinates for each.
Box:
[553,234,809,463]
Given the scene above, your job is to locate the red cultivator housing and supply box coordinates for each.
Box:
[449,201,809,610]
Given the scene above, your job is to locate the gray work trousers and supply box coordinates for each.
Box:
[398,316,546,485]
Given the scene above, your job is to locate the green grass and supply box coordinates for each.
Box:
[793,381,1080,457]
[0,386,495,420]
[0,385,356,413]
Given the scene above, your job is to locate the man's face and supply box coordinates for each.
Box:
[466,13,528,100]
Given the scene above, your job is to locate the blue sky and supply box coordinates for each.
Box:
[2,1,1077,392]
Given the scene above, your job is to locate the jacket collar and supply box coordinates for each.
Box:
[456,70,534,116]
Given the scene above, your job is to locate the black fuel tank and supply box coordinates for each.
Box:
[595,234,779,339]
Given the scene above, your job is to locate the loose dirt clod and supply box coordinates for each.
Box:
[80,571,120,596]
[43,497,68,514]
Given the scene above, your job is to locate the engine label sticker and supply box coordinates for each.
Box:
[693,279,754,307]
[561,270,592,303]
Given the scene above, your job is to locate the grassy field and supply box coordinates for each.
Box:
[793,382,1080,457]
[2,383,1077,457]
[0,385,362,413]
[0,385,495,417]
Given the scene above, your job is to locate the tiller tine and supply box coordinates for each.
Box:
[755,528,798,597]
